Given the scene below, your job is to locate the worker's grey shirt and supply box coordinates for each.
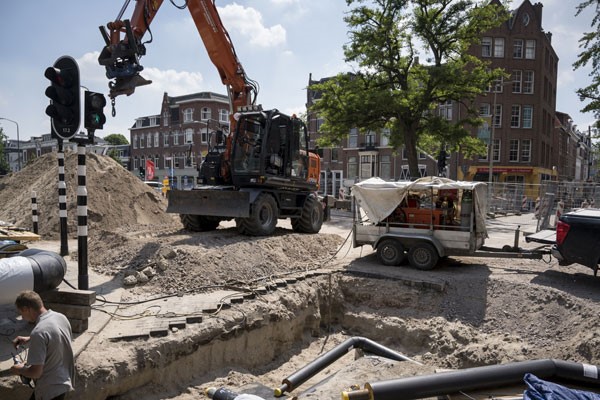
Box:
[27,310,74,400]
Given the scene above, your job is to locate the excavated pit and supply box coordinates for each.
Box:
[68,264,600,400]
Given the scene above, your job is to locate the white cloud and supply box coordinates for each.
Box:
[219,4,286,48]
[142,67,204,95]
[270,0,299,5]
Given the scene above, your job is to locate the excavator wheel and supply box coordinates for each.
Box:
[291,195,323,234]
[236,193,278,236]
[180,214,221,232]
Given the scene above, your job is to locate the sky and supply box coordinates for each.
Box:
[0,0,596,143]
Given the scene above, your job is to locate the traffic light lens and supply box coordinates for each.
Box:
[84,91,107,131]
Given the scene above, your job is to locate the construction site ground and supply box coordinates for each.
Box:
[1,153,599,400]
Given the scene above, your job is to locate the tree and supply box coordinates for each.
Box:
[0,128,10,175]
[107,148,124,165]
[103,133,129,145]
[573,0,600,128]
[310,0,508,178]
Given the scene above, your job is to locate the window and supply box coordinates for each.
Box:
[360,154,377,179]
[525,40,535,59]
[380,129,390,147]
[521,139,531,162]
[201,107,211,121]
[439,100,452,120]
[348,128,358,147]
[522,105,533,128]
[149,116,158,126]
[154,132,159,147]
[511,105,521,128]
[219,109,229,123]
[481,37,492,57]
[513,39,523,58]
[331,148,339,162]
[492,139,500,162]
[174,130,180,145]
[133,135,138,149]
[140,134,145,149]
[479,103,491,116]
[147,133,152,148]
[490,77,504,92]
[163,132,169,147]
[316,118,325,131]
[523,71,534,94]
[365,132,376,147]
[201,128,208,143]
[163,111,169,126]
[512,70,522,93]
[493,104,502,128]
[494,38,505,58]
[509,139,519,162]
[185,128,193,144]
[347,156,358,179]
[380,155,391,180]
[183,108,194,123]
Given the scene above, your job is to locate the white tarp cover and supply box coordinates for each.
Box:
[351,176,488,237]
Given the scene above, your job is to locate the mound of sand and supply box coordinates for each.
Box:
[0,151,177,239]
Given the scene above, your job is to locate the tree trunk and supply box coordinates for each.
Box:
[404,129,420,180]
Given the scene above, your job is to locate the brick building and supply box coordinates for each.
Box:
[307,0,593,197]
[129,91,230,189]
[460,0,560,185]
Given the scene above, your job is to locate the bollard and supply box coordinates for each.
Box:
[31,191,38,234]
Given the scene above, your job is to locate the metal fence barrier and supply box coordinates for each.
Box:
[486,181,600,231]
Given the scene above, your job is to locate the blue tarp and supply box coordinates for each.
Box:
[523,373,600,400]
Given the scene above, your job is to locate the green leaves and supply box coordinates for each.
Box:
[573,0,600,125]
[310,0,507,177]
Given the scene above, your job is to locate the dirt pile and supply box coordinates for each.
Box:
[0,151,178,239]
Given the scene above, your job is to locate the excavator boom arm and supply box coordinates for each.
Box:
[99,0,256,113]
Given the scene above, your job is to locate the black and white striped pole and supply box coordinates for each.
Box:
[31,191,38,235]
[76,143,89,290]
[57,140,69,256]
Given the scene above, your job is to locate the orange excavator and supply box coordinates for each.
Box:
[98,0,323,236]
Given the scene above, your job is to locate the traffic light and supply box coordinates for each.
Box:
[84,91,107,131]
[139,166,145,179]
[44,56,80,140]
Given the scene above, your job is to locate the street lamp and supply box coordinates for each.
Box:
[0,117,21,170]
[487,80,511,212]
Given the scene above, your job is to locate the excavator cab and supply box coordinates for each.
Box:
[230,110,316,191]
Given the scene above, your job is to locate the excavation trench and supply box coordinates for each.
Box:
[65,266,600,400]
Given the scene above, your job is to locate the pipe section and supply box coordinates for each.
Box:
[0,249,66,304]
[343,359,600,400]
[274,336,420,397]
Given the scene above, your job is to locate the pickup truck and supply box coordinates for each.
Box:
[552,208,600,276]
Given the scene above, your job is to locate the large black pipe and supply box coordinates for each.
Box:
[274,336,420,397]
[0,249,66,304]
[345,359,600,400]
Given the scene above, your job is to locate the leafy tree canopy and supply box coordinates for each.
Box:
[310,0,508,178]
[573,0,600,128]
[103,133,129,145]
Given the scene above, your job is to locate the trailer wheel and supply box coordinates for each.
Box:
[236,193,278,236]
[180,214,221,231]
[292,195,324,233]
[377,239,406,266]
[408,242,439,270]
